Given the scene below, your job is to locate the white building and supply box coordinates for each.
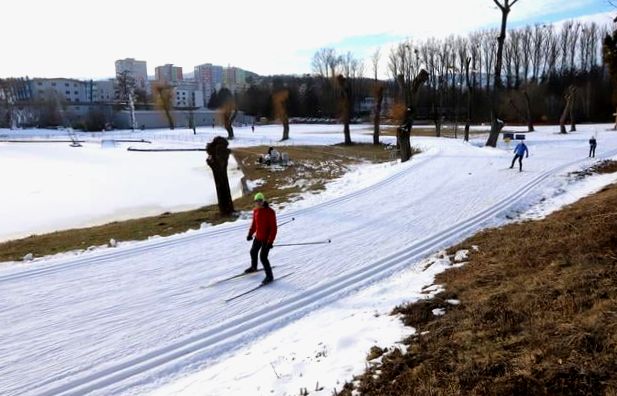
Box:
[115,58,149,92]
[90,79,115,103]
[31,78,88,103]
[173,80,203,108]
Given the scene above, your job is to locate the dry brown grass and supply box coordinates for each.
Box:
[342,181,617,396]
[0,143,399,263]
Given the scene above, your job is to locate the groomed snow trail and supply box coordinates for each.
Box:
[1,127,616,395]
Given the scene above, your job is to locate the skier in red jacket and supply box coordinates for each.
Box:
[245,192,277,284]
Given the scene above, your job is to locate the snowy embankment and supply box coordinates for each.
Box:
[1,124,617,396]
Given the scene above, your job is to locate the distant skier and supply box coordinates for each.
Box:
[245,192,277,284]
[251,124,255,133]
[589,136,597,158]
[510,141,529,172]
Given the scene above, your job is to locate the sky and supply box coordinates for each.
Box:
[0,0,614,80]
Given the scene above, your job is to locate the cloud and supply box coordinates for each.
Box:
[0,0,613,79]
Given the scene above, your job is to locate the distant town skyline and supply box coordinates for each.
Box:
[1,0,614,80]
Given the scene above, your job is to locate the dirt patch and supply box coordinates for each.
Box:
[0,143,404,263]
[341,181,617,396]
[572,160,617,179]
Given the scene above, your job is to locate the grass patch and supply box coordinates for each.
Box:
[341,180,617,395]
[0,143,401,264]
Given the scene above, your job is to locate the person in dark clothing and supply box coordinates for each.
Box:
[245,192,277,284]
[510,141,529,172]
[589,136,597,158]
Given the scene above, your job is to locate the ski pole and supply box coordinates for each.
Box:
[273,239,331,247]
[278,217,295,227]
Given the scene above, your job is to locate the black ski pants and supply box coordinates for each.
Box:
[250,239,273,278]
[510,154,524,171]
[589,145,596,158]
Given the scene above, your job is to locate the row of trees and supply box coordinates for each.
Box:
[226,6,614,152]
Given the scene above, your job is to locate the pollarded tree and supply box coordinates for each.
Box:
[486,0,520,148]
[217,88,237,140]
[152,82,175,130]
[273,89,290,141]
[206,136,235,216]
[336,74,353,145]
[559,85,577,134]
[397,69,430,162]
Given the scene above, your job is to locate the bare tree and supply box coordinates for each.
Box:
[371,48,384,145]
[397,69,429,162]
[116,70,137,131]
[559,85,577,134]
[206,136,235,216]
[486,0,520,148]
[273,89,290,140]
[336,74,353,145]
[464,57,474,141]
[153,82,175,130]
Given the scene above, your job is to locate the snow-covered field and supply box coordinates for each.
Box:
[0,141,244,242]
[1,123,617,396]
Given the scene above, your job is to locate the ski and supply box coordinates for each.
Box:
[225,273,294,302]
[200,266,279,289]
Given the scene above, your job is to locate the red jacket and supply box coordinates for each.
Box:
[248,205,277,244]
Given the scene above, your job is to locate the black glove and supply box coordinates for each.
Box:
[267,243,274,249]
[247,235,253,241]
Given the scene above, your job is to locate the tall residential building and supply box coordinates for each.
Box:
[115,58,148,92]
[155,64,183,83]
[223,66,248,92]
[194,63,224,105]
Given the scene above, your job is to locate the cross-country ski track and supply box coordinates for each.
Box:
[2,131,617,396]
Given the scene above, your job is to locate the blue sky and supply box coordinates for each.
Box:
[0,0,614,79]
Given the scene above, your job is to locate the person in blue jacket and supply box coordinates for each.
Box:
[510,141,529,172]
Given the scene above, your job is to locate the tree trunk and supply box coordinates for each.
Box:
[559,103,570,134]
[523,90,534,132]
[343,118,352,145]
[398,70,429,162]
[465,58,472,142]
[337,75,353,145]
[486,6,511,147]
[560,86,575,134]
[128,92,137,132]
[435,117,442,138]
[398,121,413,162]
[164,108,175,130]
[373,85,384,145]
[282,116,290,141]
[569,90,577,132]
[224,109,237,140]
[206,136,235,216]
